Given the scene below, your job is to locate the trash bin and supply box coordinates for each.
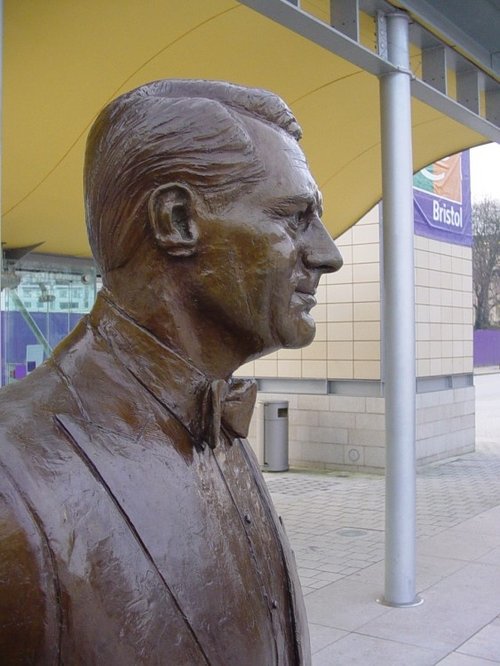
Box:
[263,401,289,472]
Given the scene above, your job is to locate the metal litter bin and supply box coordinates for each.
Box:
[263,401,289,472]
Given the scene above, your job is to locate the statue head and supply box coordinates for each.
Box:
[85,79,302,273]
[84,80,342,372]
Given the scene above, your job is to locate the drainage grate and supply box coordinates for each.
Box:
[336,528,370,538]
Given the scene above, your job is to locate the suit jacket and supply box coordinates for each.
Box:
[0,293,310,665]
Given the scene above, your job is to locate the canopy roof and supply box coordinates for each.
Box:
[3,0,499,258]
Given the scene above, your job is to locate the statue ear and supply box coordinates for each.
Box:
[147,184,199,257]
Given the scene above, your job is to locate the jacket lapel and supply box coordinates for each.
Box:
[54,412,280,666]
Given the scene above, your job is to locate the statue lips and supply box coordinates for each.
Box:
[292,278,319,311]
[292,285,316,311]
[292,290,317,310]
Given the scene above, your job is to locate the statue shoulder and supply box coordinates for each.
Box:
[0,467,59,663]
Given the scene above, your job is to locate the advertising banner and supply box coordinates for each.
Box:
[413,151,472,246]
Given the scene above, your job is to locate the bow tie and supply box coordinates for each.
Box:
[202,378,257,449]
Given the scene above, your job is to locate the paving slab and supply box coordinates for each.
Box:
[457,617,500,662]
[312,633,444,666]
[437,653,500,665]
[308,623,347,654]
[304,578,390,631]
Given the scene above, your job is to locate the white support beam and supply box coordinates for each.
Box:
[486,88,500,126]
[457,69,481,115]
[493,52,500,74]
[330,0,359,42]
[422,45,447,94]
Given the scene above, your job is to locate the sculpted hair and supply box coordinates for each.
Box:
[84,79,302,273]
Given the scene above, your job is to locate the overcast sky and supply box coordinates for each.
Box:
[470,143,500,203]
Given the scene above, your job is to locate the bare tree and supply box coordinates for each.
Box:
[473,198,500,329]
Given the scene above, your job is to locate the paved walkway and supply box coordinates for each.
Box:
[266,373,500,664]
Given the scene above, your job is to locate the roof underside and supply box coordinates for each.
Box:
[3,0,499,258]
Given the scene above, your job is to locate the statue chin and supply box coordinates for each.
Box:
[279,313,317,351]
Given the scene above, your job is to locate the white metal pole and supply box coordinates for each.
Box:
[379,11,422,607]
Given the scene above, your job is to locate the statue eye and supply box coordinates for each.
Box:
[288,210,308,232]
[269,202,313,235]
[288,203,317,234]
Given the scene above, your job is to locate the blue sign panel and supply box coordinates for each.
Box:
[413,151,472,246]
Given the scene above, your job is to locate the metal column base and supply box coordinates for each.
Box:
[376,595,424,608]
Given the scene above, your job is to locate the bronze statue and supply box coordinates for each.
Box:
[0,80,342,664]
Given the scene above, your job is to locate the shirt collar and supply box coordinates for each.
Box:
[88,290,256,449]
[90,290,212,446]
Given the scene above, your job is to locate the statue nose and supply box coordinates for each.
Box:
[303,220,343,274]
